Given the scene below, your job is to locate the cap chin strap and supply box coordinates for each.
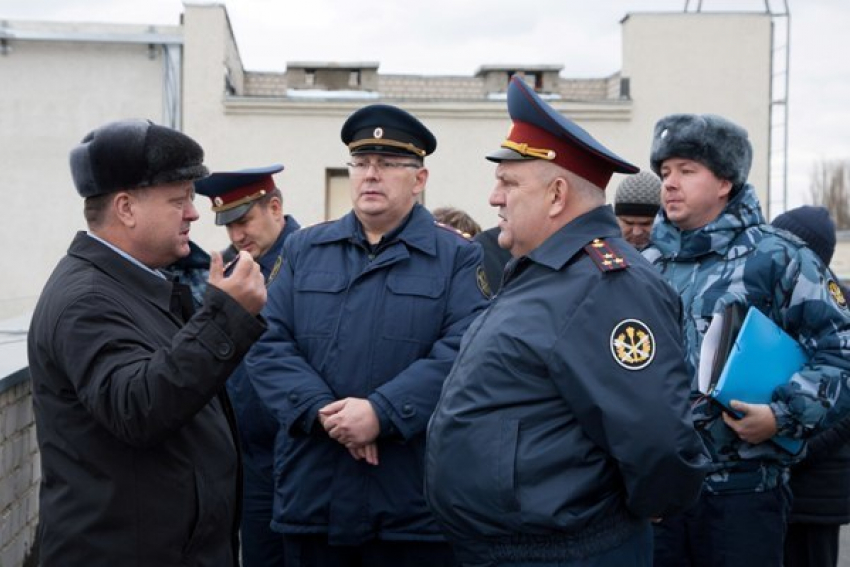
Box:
[501,140,557,161]
[212,190,266,212]
[349,138,426,157]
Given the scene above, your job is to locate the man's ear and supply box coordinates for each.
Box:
[548,176,568,218]
[268,196,284,219]
[718,178,734,200]
[412,167,429,196]
[113,191,137,228]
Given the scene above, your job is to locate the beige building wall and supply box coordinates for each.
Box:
[180,6,506,243]
[180,5,639,240]
[181,7,773,242]
[3,5,803,319]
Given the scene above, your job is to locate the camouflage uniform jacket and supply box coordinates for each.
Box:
[643,185,850,493]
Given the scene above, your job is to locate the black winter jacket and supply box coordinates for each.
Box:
[788,283,850,525]
[789,414,850,524]
[28,232,266,566]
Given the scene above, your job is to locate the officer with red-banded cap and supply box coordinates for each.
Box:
[425,76,709,567]
[193,164,301,567]
[246,104,489,566]
[196,164,301,267]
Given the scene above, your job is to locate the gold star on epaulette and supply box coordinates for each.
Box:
[583,238,630,273]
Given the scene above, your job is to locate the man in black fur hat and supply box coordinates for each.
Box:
[27,119,268,566]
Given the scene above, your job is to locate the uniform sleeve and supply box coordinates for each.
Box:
[369,241,489,441]
[245,236,337,435]
[770,250,850,439]
[549,267,709,518]
[49,286,265,447]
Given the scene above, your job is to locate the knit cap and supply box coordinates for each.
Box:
[614,170,661,217]
[771,205,836,265]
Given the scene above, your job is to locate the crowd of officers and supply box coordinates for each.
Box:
[26,75,850,567]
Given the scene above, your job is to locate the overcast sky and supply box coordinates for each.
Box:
[1,0,847,211]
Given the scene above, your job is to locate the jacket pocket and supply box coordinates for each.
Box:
[497,418,521,513]
[181,469,208,560]
[428,416,521,533]
[381,273,446,343]
[293,271,348,338]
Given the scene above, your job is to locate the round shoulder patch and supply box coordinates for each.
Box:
[828,279,848,310]
[610,319,655,370]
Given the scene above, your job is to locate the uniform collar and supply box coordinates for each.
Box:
[650,184,765,260]
[257,214,301,272]
[70,232,174,313]
[86,231,166,279]
[313,204,437,257]
[526,205,622,270]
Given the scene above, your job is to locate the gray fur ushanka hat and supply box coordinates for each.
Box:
[70,119,208,198]
[649,113,752,188]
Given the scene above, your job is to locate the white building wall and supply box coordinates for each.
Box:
[619,12,773,206]
[0,22,179,317]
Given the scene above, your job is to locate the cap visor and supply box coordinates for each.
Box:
[485,147,537,163]
[215,202,254,226]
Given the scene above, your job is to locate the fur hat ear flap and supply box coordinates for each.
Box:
[649,114,752,189]
[70,119,208,198]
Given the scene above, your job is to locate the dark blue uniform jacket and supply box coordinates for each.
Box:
[425,206,709,564]
[225,216,300,520]
[246,203,488,545]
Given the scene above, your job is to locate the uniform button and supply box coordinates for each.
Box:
[401,403,414,417]
[217,343,232,357]
[288,393,299,403]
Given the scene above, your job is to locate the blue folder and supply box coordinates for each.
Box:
[710,306,807,454]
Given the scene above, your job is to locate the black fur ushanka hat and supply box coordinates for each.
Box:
[70,119,208,197]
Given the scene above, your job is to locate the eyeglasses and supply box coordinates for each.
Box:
[346,159,422,174]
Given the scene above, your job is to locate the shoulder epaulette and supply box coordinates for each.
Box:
[583,238,630,273]
[434,221,473,240]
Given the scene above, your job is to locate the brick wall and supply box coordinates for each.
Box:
[242,69,620,103]
[0,373,39,567]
